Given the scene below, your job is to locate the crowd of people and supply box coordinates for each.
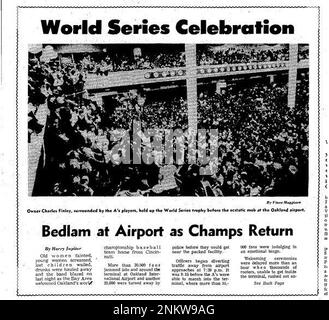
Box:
[28,45,309,197]
[197,76,308,196]
[106,92,188,131]
[197,45,289,66]
[28,54,86,141]
[78,50,185,75]
[298,44,309,62]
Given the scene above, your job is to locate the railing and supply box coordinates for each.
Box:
[85,59,309,90]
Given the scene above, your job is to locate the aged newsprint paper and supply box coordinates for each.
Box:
[0,0,329,302]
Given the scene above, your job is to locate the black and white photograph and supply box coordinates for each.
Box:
[28,43,309,197]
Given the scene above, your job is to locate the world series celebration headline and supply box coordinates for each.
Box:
[40,19,295,35]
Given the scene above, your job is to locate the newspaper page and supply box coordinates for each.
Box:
[0,0,328,303]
